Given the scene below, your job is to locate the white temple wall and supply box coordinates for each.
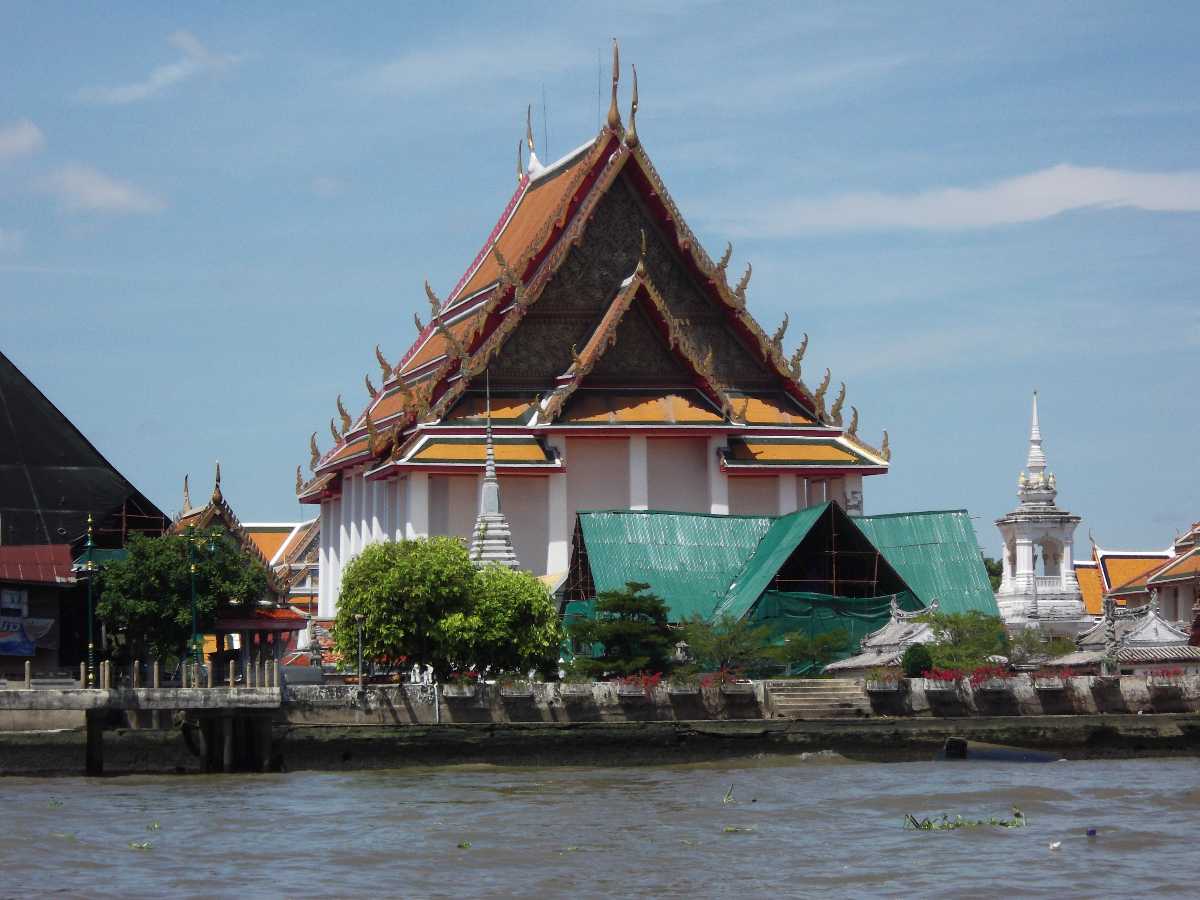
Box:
[429,474,478,542]
[501,475,550,577]
[567,437,629,515]
[647,437,709,513]
[729,477,780,516]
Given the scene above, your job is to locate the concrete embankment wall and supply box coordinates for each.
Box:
[871,675,1200,718]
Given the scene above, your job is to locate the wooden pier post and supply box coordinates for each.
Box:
[206,665,214,689]
[228,660,236,689]
[80,661,87,686]
[152,660,160,689]
[133,660,141,689]
[24,660,32,688]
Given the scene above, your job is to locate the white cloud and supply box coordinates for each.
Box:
[76,30,241,105]
[0,228,25,254]
[360,38,583,96]
[0,119,45,161]
[734,164,1200,235]
[39,164,165,214]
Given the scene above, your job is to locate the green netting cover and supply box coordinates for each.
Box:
[576,510,775,622]
[747,589,923,672]
[856,510,999,615]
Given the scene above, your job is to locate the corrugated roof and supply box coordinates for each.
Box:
[713,505,827,621]
[0,544,76,585]
[856,510,999,616]
[576,509,775,621]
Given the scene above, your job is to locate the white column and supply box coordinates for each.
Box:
[827,477,846,510]
[317,500,330,617]
[843,473,864,516]
[707,436,729,515]
[405,473,430,538]
[999,540,1014,593]
[336,489,350,604]
[1015,538,1035,592]
[384,479,398,542]
[1061,537,1077,590]
[777,474,798,515]
[393,478,406,541]
[798,477,809,510]
[545,436,569,574]
[629,436,648,511]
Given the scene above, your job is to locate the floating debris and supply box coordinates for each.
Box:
[457,841,472,849]
[49,831,76,842]
[1049,841,1062,850]
[722,783,735,805]
[128,841,153,851]
[47,799,64,809]
[905,808,1026,831]
[723,825,756,834]
[146,822,161,832]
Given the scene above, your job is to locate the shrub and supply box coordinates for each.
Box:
[924,667,964,683]
[901,643,933,678]
[968,664,1015,688]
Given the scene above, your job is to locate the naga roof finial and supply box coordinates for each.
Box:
[814,368,831,418]
[734,262,752,304]
[847,405,859,436]
[336,394,352,434]
[771,313,789,353]
[182,474,191,512]
[716,242,732,273]
[309,432,320,470]
[365,373,378,399]
[329,418,340,444]
[625,64,639,148]
[881,429,891,461]
[375,344,392,381]
[830,382,846,425]
[295,465,303,495]
[424,279,442,320]
[526,103,536,155]
[516,139,523,183]
[606,39,622,131]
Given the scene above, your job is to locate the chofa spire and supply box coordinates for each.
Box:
[468,371,520,569]
[606,39,622,131]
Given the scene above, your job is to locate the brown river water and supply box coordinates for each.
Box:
[4,755,1200,898]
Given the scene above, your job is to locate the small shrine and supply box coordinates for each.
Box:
[824,598,938,677]
[1049,594,1200,674]
[994,392,1089,636]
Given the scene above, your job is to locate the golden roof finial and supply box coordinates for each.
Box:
[526,103,535,155]
[606,39,622,131]
[831,382,846,425]
[424,279,441,319]
[771,313,789,353]
[295,465,303,495]
[182,474,191,512]
[375,344,391,381]
[814,368,831,418]
[212,460,222,502]
[881,429,891,461]
[734,262,752,303]
[636,228,647,276]
[847,405,859,436]
[309,432,320,470]
[364,373,378,399]
[625,63,639,148]
[329,418,340,444]
[716,242,733,273]
[336,394,352,434]
[517,139,524,183]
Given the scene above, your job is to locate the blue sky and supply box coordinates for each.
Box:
[2,2,1198,556]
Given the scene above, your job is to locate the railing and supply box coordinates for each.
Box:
[1035,576,1066,592]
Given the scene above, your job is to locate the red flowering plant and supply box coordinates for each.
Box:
[446,669,479,688]
[923,667,965,684]
[616,671,663,697]
[1147,666,1185,684]
[969,664,1016,688]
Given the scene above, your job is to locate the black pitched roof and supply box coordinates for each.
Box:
[0,351,166,547]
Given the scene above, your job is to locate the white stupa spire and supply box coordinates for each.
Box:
[1026,390,1047,474]
[469,371,520,569]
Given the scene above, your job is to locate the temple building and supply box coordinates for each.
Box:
[172,468,306,676]
[994,392,1089,636]
[1083,522,1198,626]
[299,47,890,618]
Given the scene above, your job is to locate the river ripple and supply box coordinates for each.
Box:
[4,755,1199,898]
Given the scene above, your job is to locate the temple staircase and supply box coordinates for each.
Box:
[765,679,871,719]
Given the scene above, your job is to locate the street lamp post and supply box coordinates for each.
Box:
[85,513,96,687]
[188,523,199,670]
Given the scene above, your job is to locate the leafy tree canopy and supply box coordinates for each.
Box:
[441,564,562,676]
[333,537,476,677]
[97,529,269,663]
[569,581,674,677]
[901,642,933,678]
[681,615,774,673]
[772,628,850,674]
[921,610,1009,671]
[982,556,1003,592]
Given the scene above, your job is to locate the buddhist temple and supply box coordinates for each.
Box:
[994,392,1089,636]
[299,46,890,618]
[172,467,306,676]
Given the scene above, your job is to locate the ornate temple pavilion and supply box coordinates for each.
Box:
[299,47,890,617]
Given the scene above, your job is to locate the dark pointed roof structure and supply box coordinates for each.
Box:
[0,350,167,547]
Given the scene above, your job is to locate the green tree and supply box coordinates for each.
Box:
[333,537,476,677]
[1008,626,1075,665]
[982,556,1003,592]
[771,628,850,673]
[569,582,674,677]
[901,643,933,678]
[921,610,1010,671]
[442,565,563,676]
[681,615,774,672]
[97,529,269,664]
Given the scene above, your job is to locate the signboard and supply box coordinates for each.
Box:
[0,616,54,656]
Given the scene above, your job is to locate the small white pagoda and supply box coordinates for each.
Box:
[994,392,1090,636]
[468,385,520,570]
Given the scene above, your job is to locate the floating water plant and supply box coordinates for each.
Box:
[722,783,736,805]
[905,808,1026,831]
[146,822,161,831]
[47,799,64,809]
[457,841,472,849]
[128,841,153,851]
[723,825,756,834]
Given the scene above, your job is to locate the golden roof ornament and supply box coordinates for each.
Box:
[413,312,424,333]
[625,64,639,148]
[847,405,859,436]
[424,279,442,319]
[526,103,536,156]
[788,347,803,381]
[516,140,524,183]
[295,465,303,495]
[309,432,320,470]
[733,262,752,305]
[716,242,733,274]
[375,344,391,381]
[636,228,648,276]
[814,368,831,418]
[881,429,891,461]
[796,332,808,361]
[364,373,378,399]
[365,410,379,454]
[606,39,622,131]
[212,460,222,503]
[831,382,846,425]
[770,313,789,354]
[182,474,191,512]
[336,394,352,434]
[329,418,340,444]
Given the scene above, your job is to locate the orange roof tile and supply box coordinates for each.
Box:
[1100,554,1171,594]
[1074,563,1104,616]
[410,437,550,465]
[243,526,294,564]
[1149,548,1200,584]
[443,394,538,424]
[725,439,864,466]
[400,310,486,375]
[560,391,721,425]
[730,394,815,426]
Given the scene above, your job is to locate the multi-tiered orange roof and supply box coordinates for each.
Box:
[299,45,889,502]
